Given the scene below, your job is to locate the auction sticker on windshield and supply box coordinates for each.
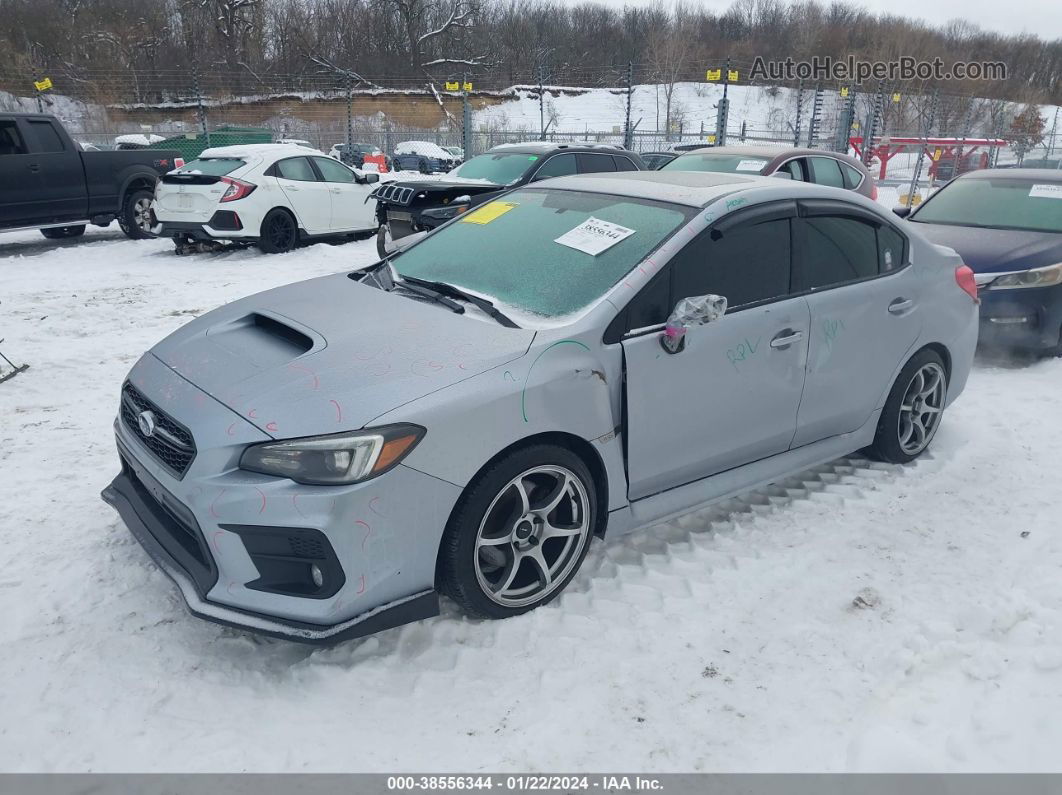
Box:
[1030,184,1062,200]
[461,201,519,224]
[736,159,768,171]
[554,217,636,256]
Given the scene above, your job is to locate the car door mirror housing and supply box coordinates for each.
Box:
[660,294,728,354]
[892,206,911,218]
[363,173,380,184]
[771,171,793,179]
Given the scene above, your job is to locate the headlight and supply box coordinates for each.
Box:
[421,205,468,220]
[239,424,425,485]
[985,262,1062,290]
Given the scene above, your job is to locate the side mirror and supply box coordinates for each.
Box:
[770,171,793,179]
[892,206,911,219]
[363,173,380,184]
[660,295,727,354]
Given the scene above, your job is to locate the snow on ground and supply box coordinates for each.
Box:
[1,221,1061,773]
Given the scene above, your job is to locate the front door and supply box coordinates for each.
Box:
[274,156,331,235]
[310,156,376,232]
[0,118,45,226]
[620,202,811,500]
[23,117,87,222]
[791,201,923,446]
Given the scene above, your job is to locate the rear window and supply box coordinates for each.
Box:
[176,158,244,176]
[661,153,770,174]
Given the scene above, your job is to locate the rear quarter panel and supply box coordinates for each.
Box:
[82,150,181,215]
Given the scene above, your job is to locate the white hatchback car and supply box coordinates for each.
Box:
[151,144,381,254]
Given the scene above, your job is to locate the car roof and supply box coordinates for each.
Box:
[535,169,888,210]
[487,141,637,155]
[960,168,1062,181]
[671,145,869,170]
[198,143,325,159]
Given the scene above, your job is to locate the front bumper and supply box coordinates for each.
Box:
[977,283,1062,351]
[101,353,461,644]
[102,463,438,644]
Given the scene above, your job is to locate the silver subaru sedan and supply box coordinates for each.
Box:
[102,170,979,643]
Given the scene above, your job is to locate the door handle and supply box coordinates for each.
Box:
[888,298,914,315]
[331,187,342,194]
[770,329,805,349]
[27,163,40,172]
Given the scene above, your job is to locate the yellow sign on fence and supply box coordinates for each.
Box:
[706,69,721,81]
[892,92,901,103]
[727,69,739,81]
[840,86,849,98]
[444,81,459,91]
[34,77,52,92]
[462,81,473,92]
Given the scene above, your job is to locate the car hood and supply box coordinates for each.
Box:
[151,273,535,438]
[910,222,1062,273]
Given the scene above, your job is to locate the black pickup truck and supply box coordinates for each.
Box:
[0,113,181,241]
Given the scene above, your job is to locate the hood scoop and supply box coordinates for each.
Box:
[205,311,321,369]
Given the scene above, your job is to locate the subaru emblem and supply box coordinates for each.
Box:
[137,410,157,438]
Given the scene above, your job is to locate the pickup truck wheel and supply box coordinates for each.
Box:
[258,208,298,253]
[118,189,155,240]
[40,225,86,239]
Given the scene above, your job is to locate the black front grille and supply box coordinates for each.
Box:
[372,184,415,205]
[121,382,197,478]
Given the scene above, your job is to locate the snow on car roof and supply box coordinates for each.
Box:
[394,140,453,158]
[198,143,326,159]
[114,133,165,145]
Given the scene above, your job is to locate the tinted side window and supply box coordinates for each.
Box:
[810,157,845,188]
[28,120,65,153]
[614,156,638,171]
[532,153,576,180]
[313,156,355,183]
[840,163,864,189]
[672,218,792,309]
[605,267,672,342]
[275,157,318,181]
[577,153,617,174]
[798,216,879,290]
[877,224,906,271]
[0,120,27,155]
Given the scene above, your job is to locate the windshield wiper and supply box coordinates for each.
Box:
[400,274,520,328]
[395,280,466,315]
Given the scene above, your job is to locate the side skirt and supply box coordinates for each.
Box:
[605,410,881,538]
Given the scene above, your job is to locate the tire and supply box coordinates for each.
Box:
[40,225,86,239]
[439,444,598,620]
[418,157,430,174]
[868,349,948,464]
[257,208,298,254]
[117,188,155,240]
[376,222,397,259]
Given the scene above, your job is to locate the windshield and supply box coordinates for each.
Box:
[449,152,539,185]
[662,153,770,174]
[390,188,691,320]
[912,178,1062,234]
[176,157,245,176]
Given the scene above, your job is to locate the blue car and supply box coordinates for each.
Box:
[898,169,1062,354]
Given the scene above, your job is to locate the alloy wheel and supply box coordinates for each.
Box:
[474,465,591,608]
[269,213,296,250]
[897,362,946,455]
[133,197,153,234]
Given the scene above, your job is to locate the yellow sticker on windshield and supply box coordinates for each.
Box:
[460,201,519,225]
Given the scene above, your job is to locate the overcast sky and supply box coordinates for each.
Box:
[581,0,1061,39]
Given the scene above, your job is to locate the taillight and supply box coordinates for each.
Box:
[219,176,256,203]
[955,265,980,304]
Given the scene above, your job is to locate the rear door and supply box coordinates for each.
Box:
[791,200,921,447]
[0,117,43,225]
[273,156,331,234]
[22,118,87,221]
[808,156,847,190]
[310,156,376,231]
[620,202,811,499]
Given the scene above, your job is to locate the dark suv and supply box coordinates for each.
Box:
[372,142,645,256]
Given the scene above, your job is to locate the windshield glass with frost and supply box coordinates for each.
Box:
[390,187,691,319]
